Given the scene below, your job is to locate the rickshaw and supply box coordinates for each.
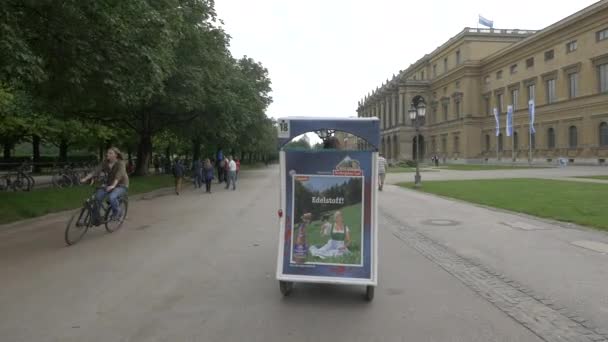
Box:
[276,117,380,301]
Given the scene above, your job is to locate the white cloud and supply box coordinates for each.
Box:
[216,0,599,119]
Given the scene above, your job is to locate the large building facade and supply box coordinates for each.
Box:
[357,0,608,165]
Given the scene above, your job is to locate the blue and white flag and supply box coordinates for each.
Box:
[506,105,513,137]
[493,108,500,136]
[479,15,494,28]
[528,100,536,134]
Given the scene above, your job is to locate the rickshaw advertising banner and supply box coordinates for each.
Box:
[279,150,376,283]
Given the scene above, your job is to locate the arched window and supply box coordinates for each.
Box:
[547,128,556,149]
[569,126,578,148]
[485,135,490,151]
[498,133,503,152]
[513,132,518,151]
[600,122,608,146]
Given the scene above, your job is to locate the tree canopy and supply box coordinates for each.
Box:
[0,0,277,171]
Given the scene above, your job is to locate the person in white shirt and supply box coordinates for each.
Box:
[225,155,237,190]
[377,154,387,191]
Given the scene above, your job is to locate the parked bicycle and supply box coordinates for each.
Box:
[0,162,35,191]
[64,182,129,245]
[52,163,92,188]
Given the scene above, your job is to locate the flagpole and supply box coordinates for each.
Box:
[529,128,532,165]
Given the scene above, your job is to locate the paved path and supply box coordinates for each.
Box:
[381,184,608,339]
[387,165,608,184]
[0,166,606,341]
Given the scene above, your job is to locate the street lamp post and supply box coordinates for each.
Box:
[408,98,426,188]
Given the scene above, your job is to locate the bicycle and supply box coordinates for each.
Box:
[52,164,74,188]
[15,162,35,191]
[64,184,129,245]
[0,164,35,191]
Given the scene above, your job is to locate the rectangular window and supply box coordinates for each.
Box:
[433,64,437,77]
[600,63,608,93]
[568,72,579,98]
[544,49,554,61]
[511,89,519,110]
[527,84,536,101]
[421,70,425,80]
[546,79,556,104]
[484,76,490,84]
[496,70,503,80]
[444,58,448,73]
[496,93,504,113]
[442,103,448,121]
[455,100,461,118]
[456,50,461,65]
[526,57,535,68]
[566,40,577,53]
[510,64,518,74]
[597,28,608,41]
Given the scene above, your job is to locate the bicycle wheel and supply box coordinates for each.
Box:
[65,206,91,245]
[0,176,9,191]
[53,174,72,188]
[105,197,128,233]
[27,174,35,190]
[11,175,26,191]
[19,172,32,191]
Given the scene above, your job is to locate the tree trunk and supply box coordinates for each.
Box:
[99,145,104,161]
[3,141,12,161]
[135,133,153,176]
[192,138,201,162]
[32,135,41,172]
[59,139,68,163]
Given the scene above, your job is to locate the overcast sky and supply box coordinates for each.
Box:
[216,0,599,120]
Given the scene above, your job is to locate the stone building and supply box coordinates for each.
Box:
[357,0,608,165]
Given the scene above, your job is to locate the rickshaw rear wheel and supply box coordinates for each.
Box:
[279,281,294,296]
[365,285,375,301]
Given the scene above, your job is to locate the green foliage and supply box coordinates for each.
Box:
[0,0,276,170]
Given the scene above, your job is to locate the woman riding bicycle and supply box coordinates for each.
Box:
[80,147,129,223]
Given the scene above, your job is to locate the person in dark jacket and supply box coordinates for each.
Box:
[216,148,224,183]
[203,158,214,193]
[193,159,203,189]
[173,159,185,195]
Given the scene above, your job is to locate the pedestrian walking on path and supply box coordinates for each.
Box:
[193,159,203,189]
[225,155,237,190]
[378,153,387,191]
[203,158,214,193]
[216,149,225,183]
[235,158,241,181]
[173,159,185,195]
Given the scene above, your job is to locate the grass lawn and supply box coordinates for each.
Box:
[0,175,175,225]
[296,204,362,265]
[436,164,543,171]
[575,175,608,180]
[400,178,608,231]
